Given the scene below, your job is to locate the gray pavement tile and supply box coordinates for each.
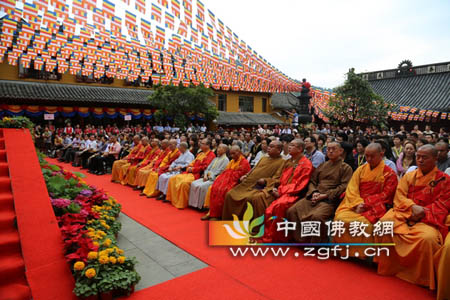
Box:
[126,248,175,291]
[165,259,208,277]
[120,224,160,243]
[116,233,136,251]
[133,237,197,267]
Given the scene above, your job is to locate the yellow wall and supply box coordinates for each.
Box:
[0,62,274,112]
[214,91,272,113]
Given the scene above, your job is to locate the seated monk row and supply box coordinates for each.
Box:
[109,138,449,300]
[331,143,448,299]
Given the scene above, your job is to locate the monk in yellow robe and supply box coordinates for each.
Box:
[134,139,169,189]
[376,144,450,292]
[334,143,398,257]
[111,135,141,182]
[125,138,160,186]
[165,138,216,209]
[142,139,181,197]
[435,215,450,300]
[119,137,151,184]
[222,140,285,221]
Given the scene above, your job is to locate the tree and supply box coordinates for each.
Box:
[325,68,392,128]
[148,83,219,130]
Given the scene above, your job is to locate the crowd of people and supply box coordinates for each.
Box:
[38,120,450,300]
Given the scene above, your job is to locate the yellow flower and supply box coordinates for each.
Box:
[106,248,114,254]
[87,252,98,260]
[74,261,85,271]
[85,268,96,278]
[102,238,111,247]
[98,255,109,264]
[117,256,126,264]
[93,241,99,247]
[109,257,117,264]
[99,250,109,257]
[117,249,124,255]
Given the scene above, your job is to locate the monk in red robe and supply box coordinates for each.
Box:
[119,137,152,184]
[201,145,251,221]
[166,138,216,209]
[262,139,313,243]
[376,144,450,292]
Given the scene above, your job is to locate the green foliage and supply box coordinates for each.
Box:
[73,255,140,296]
[45,174,86,199]
[0,116,34,130]
[148,83,218,130]
[325,68,393,127]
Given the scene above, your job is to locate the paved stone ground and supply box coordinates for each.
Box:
[116,213,207,291]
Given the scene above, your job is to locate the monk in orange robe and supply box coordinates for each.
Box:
[142,139,181,197]
[376,144,450,292]
[201,145,251,221]
[435,215,450,300]
[262,139,313,243]
[119,137,151,184]
[125,138,160,186]
[111,135,141,182]
[334,143,398,257]
[134,140,169,189]
[166,138,216,209]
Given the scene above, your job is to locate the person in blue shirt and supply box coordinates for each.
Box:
[304,136,325,168]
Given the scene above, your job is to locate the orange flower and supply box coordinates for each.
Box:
[85,268,96,278]
[87,251,98,260]
[74,261,85,271]
[98,255,109,264]
[117,256,126,264]
[109,257,117,264]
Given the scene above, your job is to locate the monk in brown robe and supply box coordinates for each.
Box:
[222,140,285,221]
[287,141,353,243]
[376,144,450,292]
[262,139,313,243]
[111,135,141,182]
[334,143,398,257]
[134,139,169,190]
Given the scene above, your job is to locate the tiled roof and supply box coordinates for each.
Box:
[217,111,285,126]
[0,80,154,105]
[360,61,450,112]
[368,73,450,111]
[271,92,298,109]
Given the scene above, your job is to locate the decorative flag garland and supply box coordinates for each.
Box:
[0,0,300,93]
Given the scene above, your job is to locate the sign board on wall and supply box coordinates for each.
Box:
[44,113,54,120]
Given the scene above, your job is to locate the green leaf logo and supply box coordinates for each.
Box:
[222,203,265,240]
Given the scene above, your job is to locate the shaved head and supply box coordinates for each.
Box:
[418,144,438,158]
[366,143,382,153]
[230,145,241,153]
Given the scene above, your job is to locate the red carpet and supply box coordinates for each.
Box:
[0,129,31,300]
[50,158,436,300]
[4,129,76,300]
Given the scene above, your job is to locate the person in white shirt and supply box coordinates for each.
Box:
[252,139,269,166]
[281,125,292,135]
[81,135,98,168]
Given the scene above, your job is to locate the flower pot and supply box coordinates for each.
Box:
[99,291,113,300]
[113,284,135,297]
[80,295,99,300]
